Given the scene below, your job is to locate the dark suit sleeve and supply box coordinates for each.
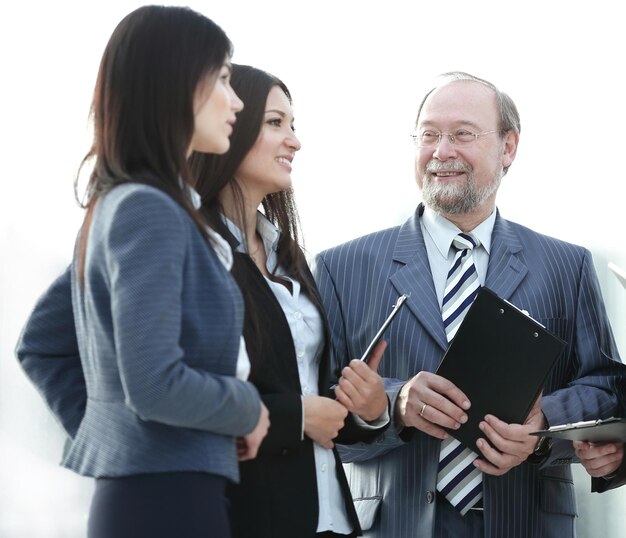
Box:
[337,409,391,445]
[257,392,304,455]
[542,251,626,437]
[15,265,86,439]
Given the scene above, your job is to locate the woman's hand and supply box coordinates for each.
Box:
[303,395,348,449]
[237,402,270,461]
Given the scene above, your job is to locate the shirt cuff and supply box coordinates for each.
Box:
[300,395,305,440]
[351,406,391,430]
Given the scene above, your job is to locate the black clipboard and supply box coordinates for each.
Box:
[435,287,567,450]
[531,417,626,443]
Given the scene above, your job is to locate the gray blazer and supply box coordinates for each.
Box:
[16,184,260,483]
[314,205,626,538]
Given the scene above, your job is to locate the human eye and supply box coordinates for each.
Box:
[454,129,476,143]
[420,130,439,146]
[219,64,232,82]
[266,117,282,127]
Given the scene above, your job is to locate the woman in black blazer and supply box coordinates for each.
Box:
[190,65,389,538]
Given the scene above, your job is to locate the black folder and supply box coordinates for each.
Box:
[435,287,567,450]
[531,417,626,443]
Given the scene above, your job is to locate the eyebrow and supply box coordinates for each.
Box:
[419,120,484,131]
[265,109,296,122]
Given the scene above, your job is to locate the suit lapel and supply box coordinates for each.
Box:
[389,206,449,352]
[387,209,529,351]
[485,213,528,300]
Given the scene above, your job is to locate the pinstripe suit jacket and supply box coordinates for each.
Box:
[313,204,626,538]
[16,183,261,483]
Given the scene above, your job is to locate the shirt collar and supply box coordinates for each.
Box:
[177,182,233,270]
[177,176,202,210]
[222,211,280,256]
[422,205,495,258]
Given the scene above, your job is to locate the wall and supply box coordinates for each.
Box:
[1,1,624,535]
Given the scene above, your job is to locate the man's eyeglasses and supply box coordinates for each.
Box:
[411,129,501,148]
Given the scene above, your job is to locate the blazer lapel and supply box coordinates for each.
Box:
[389,205,449,352]
[485,213,528,300]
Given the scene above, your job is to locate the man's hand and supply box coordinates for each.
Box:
[574,440,624,478]
[335,340,388,422]
[473,394,545,476]
[394,371,470,439]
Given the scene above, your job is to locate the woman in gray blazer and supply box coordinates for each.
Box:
[15,6,268,538]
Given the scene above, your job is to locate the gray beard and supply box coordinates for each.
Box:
[421,164,502,215]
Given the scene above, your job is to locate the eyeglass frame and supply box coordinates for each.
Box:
[410,129,503,148]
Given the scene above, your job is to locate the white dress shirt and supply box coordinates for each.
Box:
[420,206,496,305]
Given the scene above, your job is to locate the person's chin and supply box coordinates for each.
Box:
[211,137,230,155]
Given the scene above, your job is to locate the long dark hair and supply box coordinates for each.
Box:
[76,5,233,277]
[190,64,314,297]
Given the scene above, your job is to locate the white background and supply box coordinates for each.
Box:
[1,1,625,536]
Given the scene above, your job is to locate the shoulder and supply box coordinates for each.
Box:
[95,183,190,236]
[100,183,183,217]
[87,183,198,271]
[317,225,401,261]
[497,216,590,258]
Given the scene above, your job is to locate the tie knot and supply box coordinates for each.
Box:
[452,233,479,252]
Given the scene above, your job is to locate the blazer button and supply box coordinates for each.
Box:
[426,491,435,504]
[281,448,288,456]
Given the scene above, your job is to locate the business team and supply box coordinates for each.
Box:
[14,15,626,536]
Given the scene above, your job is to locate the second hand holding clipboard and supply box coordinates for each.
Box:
[531,417,626,443]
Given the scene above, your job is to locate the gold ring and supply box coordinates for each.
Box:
[419,403,427,417]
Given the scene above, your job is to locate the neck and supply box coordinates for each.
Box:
[219,182,261,241]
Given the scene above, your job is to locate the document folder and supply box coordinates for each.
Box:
[531,417,626,443]
[435,287,567,450]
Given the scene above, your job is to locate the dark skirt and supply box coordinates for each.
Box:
[88,472,230,538]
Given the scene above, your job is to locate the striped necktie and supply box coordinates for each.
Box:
[436,233,483,515]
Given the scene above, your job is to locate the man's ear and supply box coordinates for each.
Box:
[502,130,519,169]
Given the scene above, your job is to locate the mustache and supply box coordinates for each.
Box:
[425,160,471,174]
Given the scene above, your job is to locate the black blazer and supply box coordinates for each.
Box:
[228,251,382,538]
